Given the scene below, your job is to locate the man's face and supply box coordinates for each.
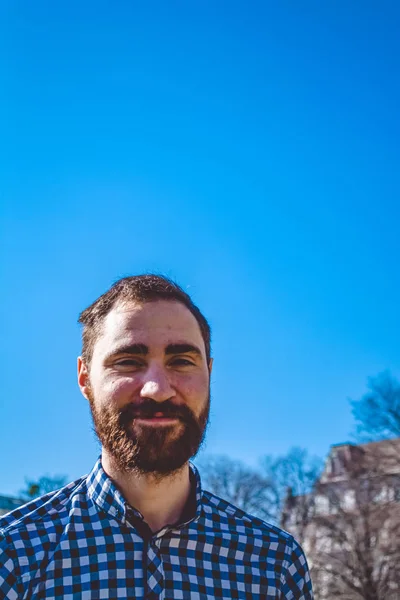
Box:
[78,300,211,476]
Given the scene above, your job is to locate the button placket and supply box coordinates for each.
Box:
[145,538,165,600]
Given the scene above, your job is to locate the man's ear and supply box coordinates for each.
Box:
[208,357,214,374]
[77,357,91,401]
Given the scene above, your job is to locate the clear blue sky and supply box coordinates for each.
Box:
[1,1,399,496]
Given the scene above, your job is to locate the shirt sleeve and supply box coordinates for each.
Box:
[0,535,21,600]
[281,537,314,600]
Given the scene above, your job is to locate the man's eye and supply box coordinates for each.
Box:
[170,358,194,367]
[115,359,143,367]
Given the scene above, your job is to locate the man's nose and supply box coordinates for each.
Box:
[139,365,176,402]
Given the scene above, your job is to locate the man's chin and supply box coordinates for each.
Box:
[113,432,196,475]
[113,447,189,476]
[132,458,189,476]
[130,419,184,440]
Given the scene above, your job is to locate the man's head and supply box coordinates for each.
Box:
[77,275,212,477]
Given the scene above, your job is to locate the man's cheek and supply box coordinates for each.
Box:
[178,372,207,392]
[185,380,209,403]
[104,377,137,403]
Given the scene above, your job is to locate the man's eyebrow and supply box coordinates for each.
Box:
[108,343,149,357]
[165,343,202,356]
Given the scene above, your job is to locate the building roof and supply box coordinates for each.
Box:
[320,437,400,483]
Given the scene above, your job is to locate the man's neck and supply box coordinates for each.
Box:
[101,452,192,533]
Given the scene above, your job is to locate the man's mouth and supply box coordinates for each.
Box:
[133,411,181,426]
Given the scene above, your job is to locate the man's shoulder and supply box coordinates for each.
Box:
[201,490,313,596]
[0,476,86,544]
[0,477,88,598]
[202,489,294,545]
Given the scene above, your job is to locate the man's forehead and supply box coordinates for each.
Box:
[102,299,203,340]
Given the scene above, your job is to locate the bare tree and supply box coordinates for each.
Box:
[263,447,323,538]
[20,475,67,500]
[309,448,400,600]
[198,455,275,521]
[199,448,322,530]
[351,371,400,442]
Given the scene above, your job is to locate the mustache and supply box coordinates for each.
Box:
[119,400,196,423]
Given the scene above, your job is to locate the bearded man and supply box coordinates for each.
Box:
[0,274,313,599]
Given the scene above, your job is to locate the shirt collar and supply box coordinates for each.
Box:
[87,457,203,527]
[86,457,127,521]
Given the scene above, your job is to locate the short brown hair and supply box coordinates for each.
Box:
[78,274,212,366]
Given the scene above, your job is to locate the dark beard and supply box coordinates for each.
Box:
[88,391,210,476]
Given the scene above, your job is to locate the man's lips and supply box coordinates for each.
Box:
[132,411,181,426]
[134,417,180,426]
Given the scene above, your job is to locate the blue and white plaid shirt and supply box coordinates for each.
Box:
[0,458,313,599]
